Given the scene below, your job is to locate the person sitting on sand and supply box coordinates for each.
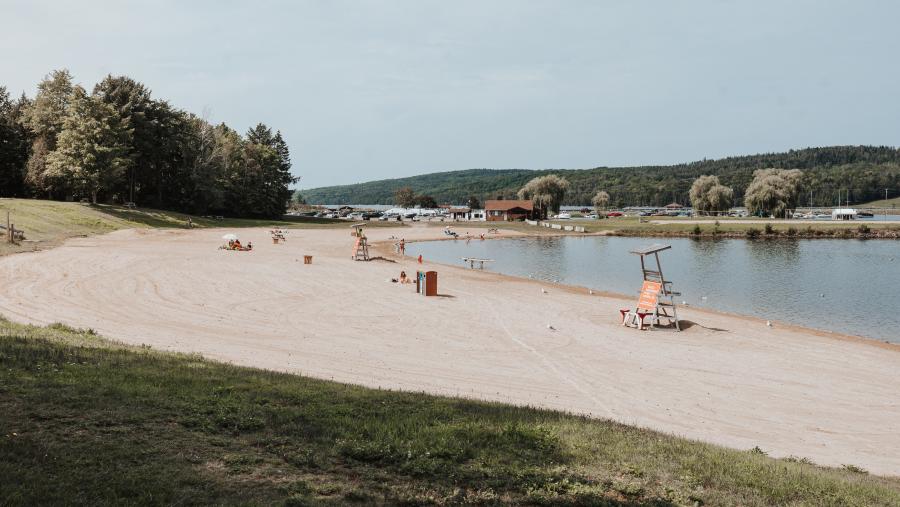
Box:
[399,271,409,284]
[233,239,242,250]
[247,241,252,251]
[228,239,235,249]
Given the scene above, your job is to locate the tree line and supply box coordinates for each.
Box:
[299,146,900,208]
[0,70,297,218]
[516,169,807,219]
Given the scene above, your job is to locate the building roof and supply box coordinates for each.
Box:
[484,199,534,211]
[448,207,471,213]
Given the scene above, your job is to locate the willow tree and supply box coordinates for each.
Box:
[591,190,610,216]
[517,174,569,219]
[744,168,804,218]
[689,175,733,214]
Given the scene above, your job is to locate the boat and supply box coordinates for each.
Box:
[555,213,571,219]
[857,211,874,218]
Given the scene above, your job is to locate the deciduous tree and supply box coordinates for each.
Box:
[517,175,569,219]
[689,175,733,214]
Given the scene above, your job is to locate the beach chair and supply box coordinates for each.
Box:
[621,281,662,330]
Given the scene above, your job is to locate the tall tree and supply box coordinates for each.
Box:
[22,69,76,197]
[466,196,481,209]
[0,88,30,196]
[46,87,133,203]
[518,174,570,219]
[93,75,153,203]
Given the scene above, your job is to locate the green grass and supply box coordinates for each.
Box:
[860,195,900,208]
[2,318,899,505]
[0,198,396,256]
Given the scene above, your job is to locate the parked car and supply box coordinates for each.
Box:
[607,211,624,217]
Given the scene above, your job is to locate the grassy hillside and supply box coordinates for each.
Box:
[0,198,352,256]
[2,318,899,505]
[299,146,900,208]
[861,195,900,208]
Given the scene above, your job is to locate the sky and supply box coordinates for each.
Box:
[2,0,899,189]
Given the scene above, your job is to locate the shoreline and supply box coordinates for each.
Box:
[1,225,899,475]
[379,232,900,352]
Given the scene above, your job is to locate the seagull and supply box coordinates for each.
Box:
[766,321,772,327]
[547,324,555,330]
[701,296,708,301]
[589,290,594,295]
[681,300,688,305]
[541,288,548,294]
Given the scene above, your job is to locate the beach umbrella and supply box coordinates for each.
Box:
[222,233,238,241]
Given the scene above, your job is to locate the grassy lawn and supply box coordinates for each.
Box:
[2,318,899,505]
[859,195,900,209]
[0,199,397,256]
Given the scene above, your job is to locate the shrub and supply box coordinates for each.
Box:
[745,228,760,238]
[692,225,702,235]
[764,223,774,235]
[858,224,870,235]
[786,227,797,237]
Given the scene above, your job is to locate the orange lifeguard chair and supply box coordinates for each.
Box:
[621,244,681,330]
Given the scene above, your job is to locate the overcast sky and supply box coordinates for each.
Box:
[2,0,899,188]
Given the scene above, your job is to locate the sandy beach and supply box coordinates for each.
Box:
[1,225,898,475]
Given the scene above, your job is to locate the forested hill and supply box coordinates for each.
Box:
[300,146,900,207]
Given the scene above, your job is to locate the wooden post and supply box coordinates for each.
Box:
[6,211,10,243]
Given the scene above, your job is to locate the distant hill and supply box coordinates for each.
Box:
[299,146,900,207]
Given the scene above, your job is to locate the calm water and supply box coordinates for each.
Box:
[406,236,900,342]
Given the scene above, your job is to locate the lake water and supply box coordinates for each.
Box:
[405,236,900,342]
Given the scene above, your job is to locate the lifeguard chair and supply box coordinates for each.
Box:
[622,244,681,331]
[350,223,369,261]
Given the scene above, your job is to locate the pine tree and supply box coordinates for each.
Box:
[0,87,30,196]
[46,87,133,203]
[22,69,76,197]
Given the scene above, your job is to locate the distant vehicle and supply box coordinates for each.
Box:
[403,212,417,219]
[638,211,652,217]
[587,214,599,219]
[607,211,624,217]
[555,213,571,219]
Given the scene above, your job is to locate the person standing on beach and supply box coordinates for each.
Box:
[399,238,405,255]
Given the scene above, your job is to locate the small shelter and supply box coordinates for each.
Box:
[626,244,681,330]
[485,200,534,221]
[832,208,858,220]
[448,207,471,220]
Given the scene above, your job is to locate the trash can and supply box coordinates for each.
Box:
[424,271,437,296]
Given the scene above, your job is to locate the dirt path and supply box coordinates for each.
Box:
[0,226,898,475]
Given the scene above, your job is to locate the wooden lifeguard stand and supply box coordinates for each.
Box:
[629,243,681,330]
[350,223,369,261]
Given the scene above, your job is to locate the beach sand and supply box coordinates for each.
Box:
[0,225,898,475]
